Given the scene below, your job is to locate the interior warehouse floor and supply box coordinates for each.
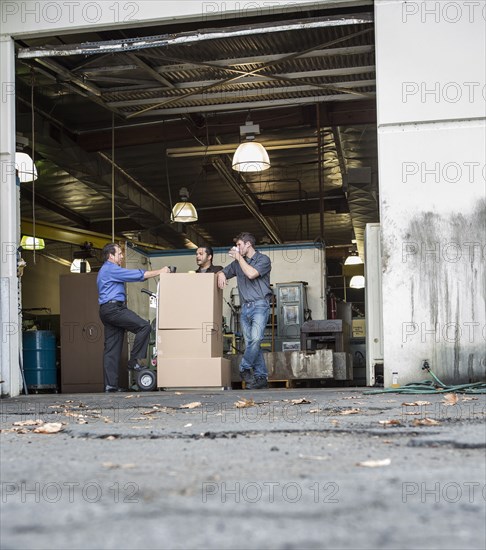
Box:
[1,387,485,550]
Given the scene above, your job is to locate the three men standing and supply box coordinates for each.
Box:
[97,235,271,392]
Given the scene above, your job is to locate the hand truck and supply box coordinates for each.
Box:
[136,285,159,391]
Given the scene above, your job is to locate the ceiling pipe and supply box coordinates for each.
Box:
[18,14,373,59]
[167,137,318,158]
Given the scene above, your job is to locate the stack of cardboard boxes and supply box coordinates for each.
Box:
[157,273,231,388]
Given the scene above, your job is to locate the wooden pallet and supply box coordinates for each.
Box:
[239,379,294,389]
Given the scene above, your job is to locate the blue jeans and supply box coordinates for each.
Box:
[240,300,270,378]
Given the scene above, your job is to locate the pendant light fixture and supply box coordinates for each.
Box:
[232,120,270,173]
[70,259,91,273]
[344,251,363,265]
[170,187,198,223]
[20,235,45,250]
[15,152,38,183]
[349,275,365,289]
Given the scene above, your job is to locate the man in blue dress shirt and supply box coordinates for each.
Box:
[217,232,272,389]
[97,243,170,392]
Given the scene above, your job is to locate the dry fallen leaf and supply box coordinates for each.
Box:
[291,398,311,405]
[461,397,478,401]
[357,458,391,468]
[180,401,202,409]
[13,419,44,427]
[412,417,440,426]
[402,401,431,406]
[402,412,421,416]
[124,395,135,399]
[77,419,88,424]
[235,398,255,408]
[340,408,360,415]
[64,412,83,418]
[309,408,321,414]
[442,393,458,406]
[378,419,401,426]
[343,395,362,400]
[33,422,63,434]
[102,462,135,469]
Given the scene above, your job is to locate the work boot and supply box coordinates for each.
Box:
[253,375,268,389]
[128,360,146,372]
[129,364,145,372]
[240,369,256,389]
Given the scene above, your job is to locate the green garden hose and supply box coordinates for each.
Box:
[365,364,486,394]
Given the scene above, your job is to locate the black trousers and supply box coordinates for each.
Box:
[99,302,151,387]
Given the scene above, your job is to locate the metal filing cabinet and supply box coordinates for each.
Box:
[276,282,309,341]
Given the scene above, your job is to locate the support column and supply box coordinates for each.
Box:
[0,35,21,396]
[375,0,486,386]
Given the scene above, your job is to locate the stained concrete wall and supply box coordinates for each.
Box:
[375,0,486,385]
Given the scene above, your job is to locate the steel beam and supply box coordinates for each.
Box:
[211,157,282,244]
[21,219,169,251]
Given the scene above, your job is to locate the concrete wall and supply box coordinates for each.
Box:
[21,253,68,314]
[0,36,21,396]
[375,0,486,385]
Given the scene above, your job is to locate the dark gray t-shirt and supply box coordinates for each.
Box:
[223,251,272,304]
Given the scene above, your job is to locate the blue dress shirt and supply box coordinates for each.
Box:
[97,261,145,304]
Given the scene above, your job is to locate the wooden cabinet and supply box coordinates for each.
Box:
[60,273,127,393]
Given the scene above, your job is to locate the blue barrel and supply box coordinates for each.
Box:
[22,331,57,390]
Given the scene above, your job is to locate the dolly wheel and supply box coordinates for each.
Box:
[136,369,157,392]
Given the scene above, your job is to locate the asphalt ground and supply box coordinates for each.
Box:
[1,387,485,550]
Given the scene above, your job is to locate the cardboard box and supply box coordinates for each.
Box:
[352,319,366,338]
[157,328,223,358]
[157,357,231,388]
[158,273,223,329]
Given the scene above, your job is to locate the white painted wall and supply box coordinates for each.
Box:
[1,0,345,37]
[21,254,68,314]
[375,0,486,386]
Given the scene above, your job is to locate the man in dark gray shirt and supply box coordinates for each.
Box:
[218,232,272,389]
[195,246,223,273]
